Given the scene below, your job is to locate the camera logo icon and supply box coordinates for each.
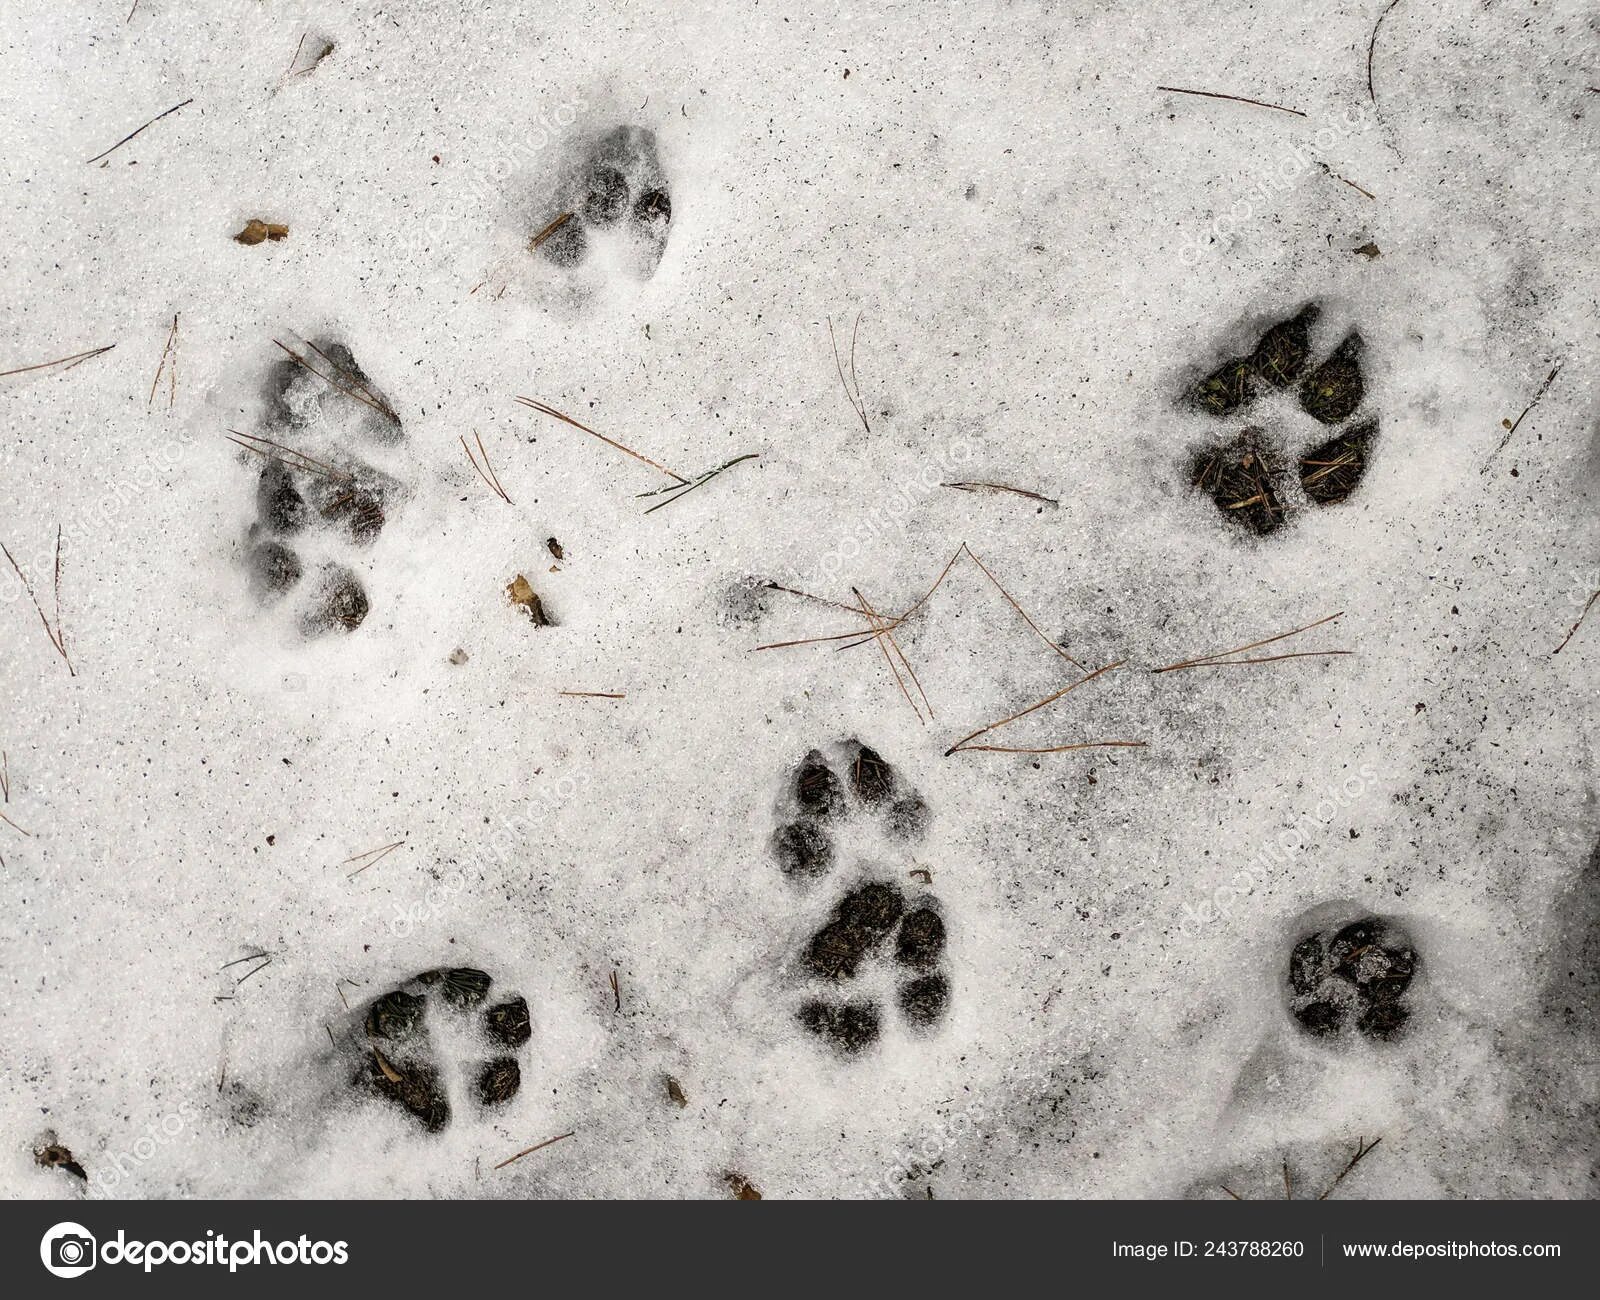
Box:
[40,1223,97,1278]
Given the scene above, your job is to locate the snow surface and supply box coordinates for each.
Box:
[1,0,1596,1200]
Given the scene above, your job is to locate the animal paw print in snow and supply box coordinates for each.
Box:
[770,741,948,1054]
[1187,304,1377,534]
[353,967,531,1132]
[241,338,405,635]
[537,126,673,279]
[1288,915,1418,1043]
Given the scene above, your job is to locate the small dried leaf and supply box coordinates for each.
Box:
[1352,242,1381,259]
[724,1171,762,1200]
[234,219,290,246]
[665,1075,688,1108]
[506,574,552,625]
[370,1045,404,1084]
[546,537,564,561]
[35,1143,88,1181]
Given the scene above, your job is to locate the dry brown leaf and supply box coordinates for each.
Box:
[370,1046,404,1084]
[234,219,289,246]
[724,1171,762,1200]
[1353,242,1381,259]
[665,1075,688,1108]
[506,574,551,626]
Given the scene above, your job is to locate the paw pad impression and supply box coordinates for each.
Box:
[353,966,531,1132]
[1187,305,1378,534]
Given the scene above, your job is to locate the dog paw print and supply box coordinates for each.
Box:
[770,741,948,1055]
[1186,305,1377,534]
[350,966,532,1132]
[537,126,673,280]
[240,338,406,635]
[1288,915,1418,1043]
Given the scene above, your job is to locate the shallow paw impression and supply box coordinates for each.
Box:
[239,338,406,635]
[1287,915,1419,1044]
[349,966,532,1132]
[536,125,673,280]
[1186,304,1378,535]
[770,741,948,1055]
[771,739,930,881]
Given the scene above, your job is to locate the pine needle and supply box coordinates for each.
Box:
[529,212,574,251]
[853,587,929,724]
[827,312,871,435]
[945,661,1131,757]
[1554,589,1600,655]
[461,431,512,503]
[147,315,178,409]
[342,839,405,878]
[637,453,760,514]
[1,343,116,379]
[1482,362,1563,471]
[1156,85,1305,117]
[276,338,400,426]
[1318,1136,1381,1200]
[942,481,1059,506]
[85,97,193,165]
[963,544,1084,670]
[226,430,351,481]
[514,397,689,484]
[494,1130,575,1170]
[1151,611,1348,673]
[1,530,74,675]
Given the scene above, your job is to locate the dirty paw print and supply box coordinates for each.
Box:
[770,741,948,1055]
[1186,304,1378,534]
[1288,915,1418,1043]
[348,967,532,1132]
[537,125,673,280]
[239,337,406,635]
